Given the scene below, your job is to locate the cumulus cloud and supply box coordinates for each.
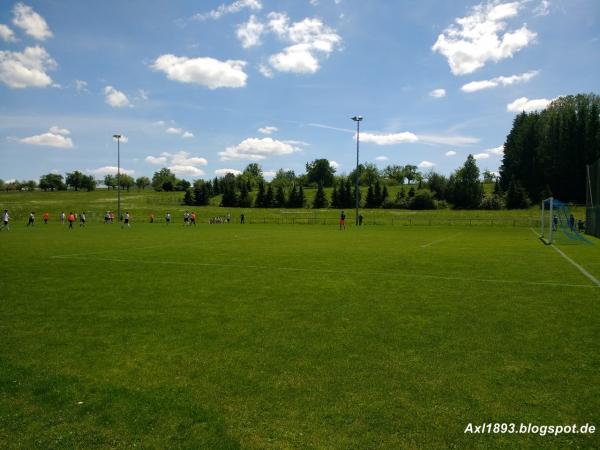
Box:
[375,156,389,161]
[507,96,553,112]
[432,1,537,75]
[258,126,278,135]
[182,131,194,139]
[265,13,342,75]
[418,161,435,169]
[258,63,273,78]
[360,132,419,145]
[166,127,183,134]
[0,24,17,42]
[461,70,539,92]
[20,127,73,148]
[0,46,56,88]
[330,160,340,169]
[215,168,242,176]
[104,86,132,108]
[418,134,480,146]
[12,3,53,41]
[193,0,262,21]
[145,156,167,165]
[429,88,446,98]
[237,15,265,48]
[473,152,490,160]
[145,151,207,177]
[89,166,134,177]
[164,126,194,138]
[534,0,550,16]
[488,145,504,155]
[74,79,88,93]
[445,150,457,156]
[219,137,300,161]
[152,54,247,89]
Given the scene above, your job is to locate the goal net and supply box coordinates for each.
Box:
[541,197,590,245]
[586,160,600,238]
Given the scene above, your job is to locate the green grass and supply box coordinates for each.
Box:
[1,215,599,449]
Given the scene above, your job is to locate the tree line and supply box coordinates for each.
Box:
[500,93,600,205]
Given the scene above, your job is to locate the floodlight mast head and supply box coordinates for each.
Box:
[351,116,363,122]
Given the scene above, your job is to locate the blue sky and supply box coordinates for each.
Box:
[0,0,598,182]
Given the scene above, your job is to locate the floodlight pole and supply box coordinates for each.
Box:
[113,134,122,222]
[352,116,363,225]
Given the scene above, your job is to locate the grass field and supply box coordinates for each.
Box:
[1,212,599,448]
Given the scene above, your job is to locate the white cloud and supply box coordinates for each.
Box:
[375,156,389,161]
[136,89,149,101]
[12,3,53,41]
[360,132,419,145]
[258,63,273,78]
[146,151,207,177]
[166,127,183,134]
[0,46,56,88]
[488,145,504,155]
[258,126,278,135]
[534,0,550,16]
[182,131,194,139]
[20,127,73,148]
[432,1,536,75]
[193,0,262,21]
[74,79,88,93]
[507,96,553,112]
[215,168,242,176]
[263,170,276,179]
[104,86,132,108]
[237,15,265,48]
[266,13,342,75]
[145,156,167,165]
[429,88,446,98]
[152,54,247,89]
[473,152,490,160]
[461,70,539,92]
[169,165,204,177]
[219,137,300,161]
[418,134,480,146]
[330,160,340,169]
[0,24,17,42]
[88,166,134,177]
[165,127,194,138]
[445,150,457,156]
[49,126,70,135]
[418,161,436,169]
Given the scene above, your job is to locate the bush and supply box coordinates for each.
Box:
[479,194,504,210]
[408,190,437,210]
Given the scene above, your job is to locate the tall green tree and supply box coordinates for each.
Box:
[447,155,484,209]
[135,176,151,190]
[306,159,336,187]
[39,173,65,191]
[312,183,328,208]
[66,171,85,191]
[152,168,177,191]
[274,185,286,208]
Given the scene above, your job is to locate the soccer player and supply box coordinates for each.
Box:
[183,211,189,226]
[60,211,66,224]
[165,212,171,225]
[339,210,346,230]
[358,213,363,226]
[190,211,196,226]
[150,213,155,223]
[68,212,75,229]
[123,211,131,228]
[1,209,9,231]
[80,212,86,227]
[43,212,49,224]
[27,212,35,227]
[240,213,245,224]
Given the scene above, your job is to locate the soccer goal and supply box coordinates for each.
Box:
[540,197,590,245]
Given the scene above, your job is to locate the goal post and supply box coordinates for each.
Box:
[540,197,554,245]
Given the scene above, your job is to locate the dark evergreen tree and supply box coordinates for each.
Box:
[297,186,306,208]
[287,184,298,208]
[447,155,484,209]
[264,184,274,207]
[312,183,328,208]
[365,184,376,208]
[374,180,383,206]
[255,181,266,207]
[381,185,389,204]
[193,180,210,206]
[408,186,416,198]
[275,185,286,208]
[212,177,220,195]
[183,188,194,206]
[505,178,531,209]
[330,182,340,208]
[238,182,252,207]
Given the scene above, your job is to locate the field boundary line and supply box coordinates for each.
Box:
[421,233,461,248]
[51,255,599,289]
[530,228,600,287]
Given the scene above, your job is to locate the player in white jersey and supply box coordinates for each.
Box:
[1,209,9,231]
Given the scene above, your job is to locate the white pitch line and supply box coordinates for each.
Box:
[421,233,461,248]
[50,255,599,289]
[530,227,600,287]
